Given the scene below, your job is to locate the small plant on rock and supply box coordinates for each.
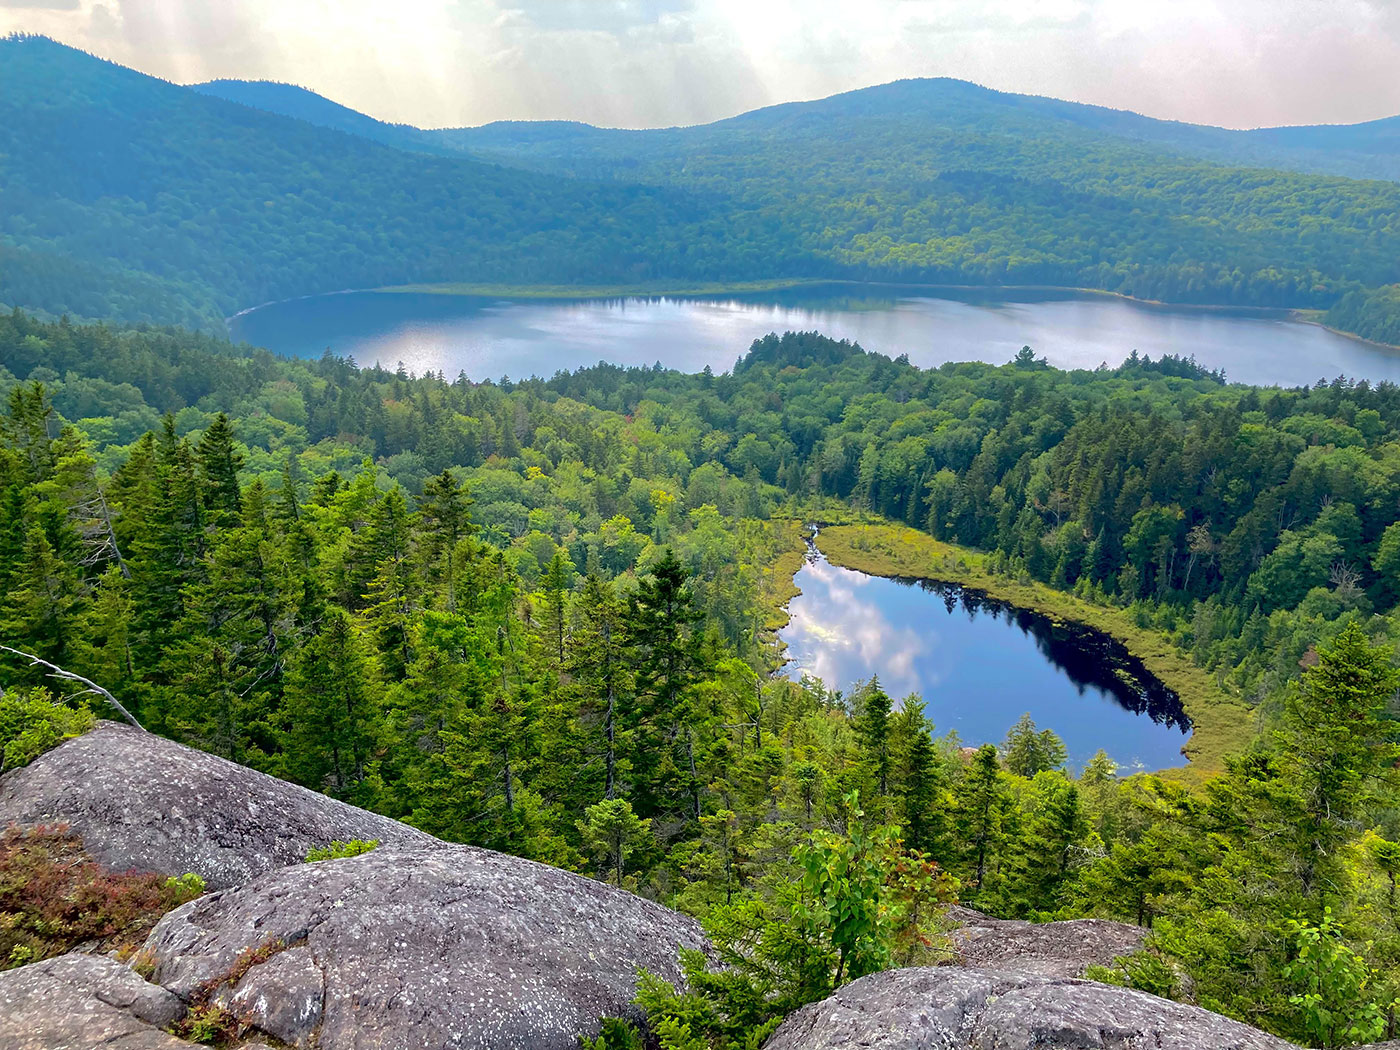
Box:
[305,838,379,862]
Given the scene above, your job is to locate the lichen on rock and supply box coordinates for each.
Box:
[0,721,436,888]
[763,966,1298,1050]
[142,844,712,1049]
[0,953,195,1050]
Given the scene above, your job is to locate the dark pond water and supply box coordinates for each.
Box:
[229,283,1400,388]
[779,545,1190,771]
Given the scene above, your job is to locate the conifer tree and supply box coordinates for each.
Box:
[903,726,951,860]
[571,573,632,801]
[284,609,380,801]
[1276,622,1400,906]
[957,744,1009,901]
[629,549,706,821]
[195,412,243,522]
[854,679,894,799]
[417,469,474,611]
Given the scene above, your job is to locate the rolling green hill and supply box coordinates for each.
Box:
[7,34,1400,337]
[0,36,765,328]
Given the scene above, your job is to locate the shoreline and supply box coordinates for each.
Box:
[798,518,1254,779]
[224,278,1400,368]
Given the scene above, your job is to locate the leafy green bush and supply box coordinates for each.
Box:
[165,872,206,897]
[0,688,94,773]
[580,1017,645,1050]
[593,793,955,1050]
[305,839,379,862]
[1286,909,1399,1049]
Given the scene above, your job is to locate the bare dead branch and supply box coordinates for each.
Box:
[0,645,145,731]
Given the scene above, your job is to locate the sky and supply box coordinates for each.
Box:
[4,0,1400,130]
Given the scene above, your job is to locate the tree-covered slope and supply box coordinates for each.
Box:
[3,315,1400,1043]
[0,36,766,327]
[447,81,1400,310]
[214,73,1400,183]
[191,79,459,156]
[8,35,1400,338]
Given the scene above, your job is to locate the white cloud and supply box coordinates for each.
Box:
[3,0,1399,129]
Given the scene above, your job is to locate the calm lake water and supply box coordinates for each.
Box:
[780,545,1190,771]
[229,284,1400,388]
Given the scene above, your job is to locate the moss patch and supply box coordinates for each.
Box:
[809,520,1254,777]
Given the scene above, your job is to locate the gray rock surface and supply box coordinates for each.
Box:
[946,905,1147,978]
[764,967,1296,1050]
[0,953,194,1050]
[143,844,712,1050]
[0,721,436,887]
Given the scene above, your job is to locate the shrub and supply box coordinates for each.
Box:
[1084,949,1180,999]
[0,688,94,773]
[175,1004,241,1045]
[597,792,955,1050]
[0,823,203,969]
[305,838,379,862]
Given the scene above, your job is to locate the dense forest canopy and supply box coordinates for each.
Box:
[7,34,1400,345]
[2,313,1400,1044]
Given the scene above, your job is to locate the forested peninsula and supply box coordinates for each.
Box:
[3,314,1400,1044]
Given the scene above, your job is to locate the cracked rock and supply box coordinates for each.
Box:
[0,953,194,1050]
[142,844,712,1049]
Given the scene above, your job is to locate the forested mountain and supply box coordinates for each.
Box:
[3,314,1399,1043]
[191,78,458,156]
[7,33,1400,342]
[205,72,1400,183]
[0,36,764,328]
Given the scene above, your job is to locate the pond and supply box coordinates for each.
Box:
[228,283,1400,388]
[779,543,1190,772]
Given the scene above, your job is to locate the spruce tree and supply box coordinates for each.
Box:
[195,413,243,522]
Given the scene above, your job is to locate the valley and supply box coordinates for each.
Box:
[3,19,1400,1050]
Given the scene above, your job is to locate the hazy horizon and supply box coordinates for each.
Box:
[4,1,1400,132]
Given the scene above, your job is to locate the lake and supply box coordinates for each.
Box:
[779,543,1190,771]
[229,283,1400,388]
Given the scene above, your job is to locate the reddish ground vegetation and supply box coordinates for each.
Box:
[0,822,202,968]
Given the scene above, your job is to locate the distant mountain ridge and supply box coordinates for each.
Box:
[196,74,1400,183]
[6,35,1400,333]
[190,79,459,156]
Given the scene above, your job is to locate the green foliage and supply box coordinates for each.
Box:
[580,1017,646,1050]
[578,800,651,886]
[177,1004,240,1046]
[164,872,206,896]
[305,839,380,862]
[0,688,93,773]
[7,314,1400,1046]
[8,38,1400,331]
[1001,713,1067,777]
[1286,909,1398,1049]
[625,798,954,1050]
[1083,950,1180,999]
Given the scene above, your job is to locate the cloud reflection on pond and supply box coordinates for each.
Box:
[780,547,1190,771]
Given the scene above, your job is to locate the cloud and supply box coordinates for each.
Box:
[2,0,1398,129]
[0,0,80,9]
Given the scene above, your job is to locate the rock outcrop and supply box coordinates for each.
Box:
[764,967,1296,1050]
[0,953,196,1050]
[142,843,710,1050]
[946,905,1147,978]
[0,721,436,887]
